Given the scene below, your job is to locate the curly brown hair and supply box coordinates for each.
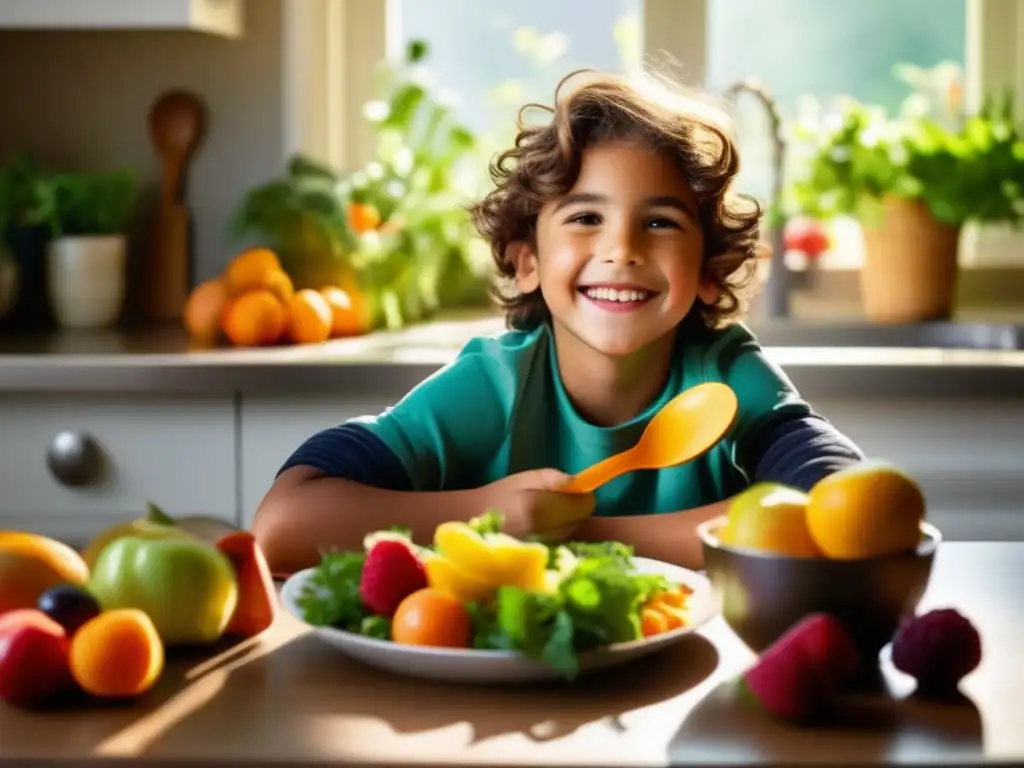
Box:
[468,69,764,332]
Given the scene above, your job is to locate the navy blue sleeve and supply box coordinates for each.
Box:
[748,414,865,492]
[277,423,414,491]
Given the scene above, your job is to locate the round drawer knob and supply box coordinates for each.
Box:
[47,431,103,487]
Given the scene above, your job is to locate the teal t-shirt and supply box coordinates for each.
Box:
[351,321,813,516]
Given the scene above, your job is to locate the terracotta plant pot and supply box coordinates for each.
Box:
[859,197,962,324]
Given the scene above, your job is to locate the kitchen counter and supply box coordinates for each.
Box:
[2,541,1021,766]
[2,315,1024,398]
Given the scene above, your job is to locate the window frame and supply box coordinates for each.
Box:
[282,0,1024,266]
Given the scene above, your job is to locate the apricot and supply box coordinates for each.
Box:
[183,278,228,343]
[287,289,333,345]
[0,531,90,614]
[221,289,286,347]
[70,609,164,698]
[320,286,368,337]
[223,248,281,294]
[391,588,472,648]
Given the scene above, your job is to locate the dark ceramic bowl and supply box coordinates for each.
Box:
[697,516,941,661]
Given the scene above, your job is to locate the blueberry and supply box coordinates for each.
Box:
[37,584,102,635]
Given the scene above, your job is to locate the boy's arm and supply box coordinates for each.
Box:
[253,350,511,573]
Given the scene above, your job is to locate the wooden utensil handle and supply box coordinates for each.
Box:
[146,205,190,321]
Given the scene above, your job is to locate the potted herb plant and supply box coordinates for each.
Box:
[231,40,491,331]
[786,64,1024,323]
[41,168,138,329]
[0,154,54,329]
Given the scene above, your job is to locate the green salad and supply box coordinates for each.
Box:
[295,512,686,679]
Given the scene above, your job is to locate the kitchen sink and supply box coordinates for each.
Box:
[746,321,1024,350]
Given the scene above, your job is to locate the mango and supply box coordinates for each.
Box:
[806,461,926,559]
[0,532,90,614]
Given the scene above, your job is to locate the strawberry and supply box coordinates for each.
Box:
[741,613,859,723]
[792,613,860,688]
[891,608,982,697]
[359,540,428,617]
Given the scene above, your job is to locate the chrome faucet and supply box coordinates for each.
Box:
[723,79,791,319]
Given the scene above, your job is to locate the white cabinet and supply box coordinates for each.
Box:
[0,0,244,38]
[0,394,238,546]
[238,396,396,528]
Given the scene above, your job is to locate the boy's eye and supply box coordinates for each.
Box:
[647,217,682,230]
[566,212,602,226]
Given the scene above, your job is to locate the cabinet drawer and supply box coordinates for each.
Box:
[0,394,237,545]
[240,395,396,527]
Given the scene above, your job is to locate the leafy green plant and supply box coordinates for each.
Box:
[232,40,491,330]
[786,64,1024,228]
[39,168,138,238]
[0,153,51,243]
[229,155,358,271]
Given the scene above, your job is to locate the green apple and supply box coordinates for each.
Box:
[88,536,238,646]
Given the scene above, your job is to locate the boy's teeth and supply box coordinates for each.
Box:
[584,287,650,302]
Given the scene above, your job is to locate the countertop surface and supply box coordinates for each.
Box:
[2,314,1024,397]
[1,541,1020,767]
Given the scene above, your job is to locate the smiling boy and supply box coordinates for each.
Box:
[253,71,864,575]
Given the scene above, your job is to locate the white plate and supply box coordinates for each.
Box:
[279,557,719,684]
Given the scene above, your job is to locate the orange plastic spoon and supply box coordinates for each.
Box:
[560,382,739,495]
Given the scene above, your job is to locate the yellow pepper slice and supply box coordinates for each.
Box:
[421,551,497,602]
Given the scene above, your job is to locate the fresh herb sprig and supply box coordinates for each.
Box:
[467,546,669,679]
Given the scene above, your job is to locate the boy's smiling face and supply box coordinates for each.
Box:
[511,141,717,358]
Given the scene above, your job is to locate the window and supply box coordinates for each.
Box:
[706,0,967,268]
[285,0,1024,267]
[389,0,642,151]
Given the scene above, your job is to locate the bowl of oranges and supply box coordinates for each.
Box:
[696,460,940,661]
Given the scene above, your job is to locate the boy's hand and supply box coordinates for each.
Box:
[475,468,595,543]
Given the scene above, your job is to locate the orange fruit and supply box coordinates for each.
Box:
[260,268,295,306]
[223,248,281,293]
[319,286,367,337]
[806,461,926,560]
[69,609,164,698]
[221,289,286,347]
[0,532,90,614]
[287,289,333,345]
[720,483,822,558]
[348,202,381,235]
[391,588,472,648]
[183,278,228,342]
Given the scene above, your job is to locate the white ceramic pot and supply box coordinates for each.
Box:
[47,235,127,329]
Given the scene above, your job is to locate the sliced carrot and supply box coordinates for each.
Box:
[640,607,669,638]
[654,586,692,608]
[657,604,687,630]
